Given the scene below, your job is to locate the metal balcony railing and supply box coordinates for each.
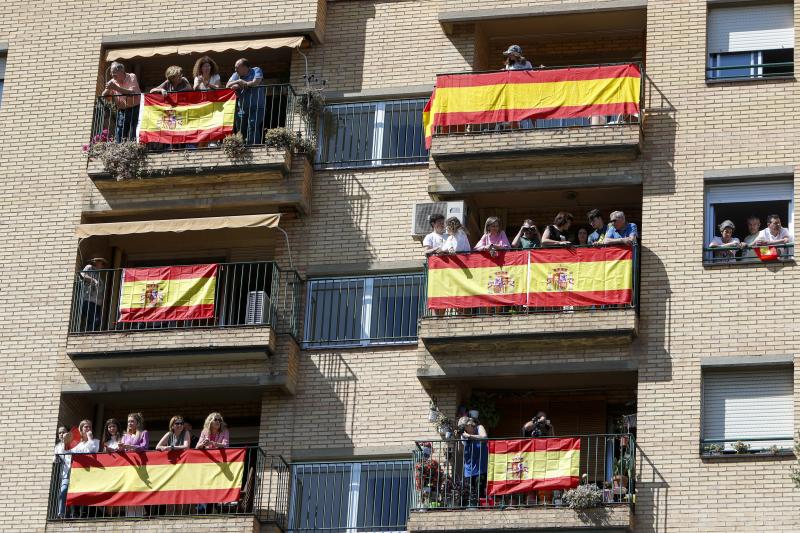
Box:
[69,261,302,339]
[706,61,794,80]
[91,84,298,148]
[413,434,635,511]
[48,447,289,525]
[430,62,644,137]
[703,243,794,264]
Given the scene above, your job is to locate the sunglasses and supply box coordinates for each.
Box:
[174,421,184,425]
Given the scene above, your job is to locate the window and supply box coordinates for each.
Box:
[0,56,5,108]
[704,180,794,262]
[702,367,794,452]
[289,460,412,532]
[707,3,794,80]
[303,273,425,348]
[316,99,429,169]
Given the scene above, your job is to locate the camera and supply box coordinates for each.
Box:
[530,417,551,437]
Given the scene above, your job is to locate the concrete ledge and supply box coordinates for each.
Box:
[66,326,276,368]
[408,505,631,532]
[45,515,265,532]
[703,165,794,181]
[290,445,414,462]
[418,359,638,383]
[419,308,637,353]
[700,354,794,368]
[324,84,433,102]
[306,260,425,277]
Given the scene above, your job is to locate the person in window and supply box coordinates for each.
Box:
[80,257,108,332]
[192,56,221,91]
[576,227,589,246]
[522,411,555,437]
[156,415,192,452]
[101,418,122,451]
[541,212,573,247]
[604,211,638,245]
[458,416,488,507]
[512,219,541,249]
[587,209,608,245]
[503,45,533,70]
[423,213,446,255]
[756,214,793,247]
[226,58,265,144]
[475,216,511,257]
[151,65,192,95]
[741,215,762,259]
[197,412,229,449]
[101,62,141,143]
[708,219,742,262]
[442,216,471,253]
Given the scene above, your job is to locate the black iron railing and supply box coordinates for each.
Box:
[700,436,794,456]
[91,85,298,148]
[69,261,302,338]
[413,434,635,511]
[48,447,289,526]
[703,243,794,264]
[706,61,794,80]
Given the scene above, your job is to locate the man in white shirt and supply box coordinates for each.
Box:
[741,215,762,259]
[756,214,793,245]
[423,214,446,255]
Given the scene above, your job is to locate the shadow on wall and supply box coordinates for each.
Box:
[642,74,677,196]
[636,245,673,384]
[634,444,671,533]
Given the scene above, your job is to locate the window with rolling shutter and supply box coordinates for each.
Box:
[0,57,5,108]
[706,3,794,79]
[701,367,794,452]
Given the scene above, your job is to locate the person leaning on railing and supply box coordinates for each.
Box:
[156,415,192,452]
[80,257,108,332]
[708,219,742,263]
[196,412,229,449]
[192,55,222,91]
[474,216,511,258]
[441,216,471,254]
[101,62,141,143]
[755,214,794,255]
[541,212,574,247]
[226,58,265,145]
[54,420,100,519]
[587,209,608,246]
[457,416,488,508]
[423,213,446,255]
[604,211,638,245]
[741,215,762,259]
[512,219,541,249]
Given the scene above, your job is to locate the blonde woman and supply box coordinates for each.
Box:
[120,412,149,451]
[151,65,191,95]
[192,56,221,90]
[474,216,510,256]
[196,412,229,449]
[441,217,470,254]
[156,415,191,451]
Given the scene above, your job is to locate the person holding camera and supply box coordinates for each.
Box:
[522,411,554,437]
[503,45,533,70]
[458,416,488,507]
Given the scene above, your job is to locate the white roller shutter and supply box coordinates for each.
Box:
[702,368,794,450]
[708,3,794,54]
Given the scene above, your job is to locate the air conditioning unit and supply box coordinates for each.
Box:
[245,291,270,325]
[411,201,465,238]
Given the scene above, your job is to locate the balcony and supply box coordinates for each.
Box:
[408,434,634,532]
[48,447,289,529]
[84,85,313,218]
[67,261,301,379]
[427,63,643,184]
[419,245,639,354]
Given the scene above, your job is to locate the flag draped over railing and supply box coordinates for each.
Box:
[486,438,581,495]
[423,63,642,148]
[426,246,633,309]
[138,89,237,144]
[118,263,218,322]
[66,449,245,506]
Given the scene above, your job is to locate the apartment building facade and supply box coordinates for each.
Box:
[0,0,798,532]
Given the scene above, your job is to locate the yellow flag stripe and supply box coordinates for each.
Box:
[120,277,216,309]
[139,100,237,132]
[431,76,640,114]
[427,264,528,298]
[487,450,580,482]
[69,461,244,493]
[529,259,632,293]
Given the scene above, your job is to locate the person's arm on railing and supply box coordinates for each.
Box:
[150,80,170,95]
[155,432,171,451]
[541,226,571,247]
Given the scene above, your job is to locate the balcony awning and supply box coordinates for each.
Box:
[75,213,281,239]
[105,36,304,61]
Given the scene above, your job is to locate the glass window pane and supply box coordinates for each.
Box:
[291,464,352,533]
[709,52,753,79]
[382,100,428,165]
[356,462,412,531]
[370,275,424,343]
[318,103,376,168]
[762,48,794,77]
[305,279,365,346]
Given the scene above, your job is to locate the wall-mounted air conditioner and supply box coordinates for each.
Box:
[411,201,465,238]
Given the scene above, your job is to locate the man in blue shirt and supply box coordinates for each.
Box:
[227,58,265,144]
[586,208,607,245]
[605,210,638,244]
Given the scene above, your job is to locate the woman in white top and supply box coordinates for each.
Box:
[102,418,122,452]
[193,55,221,91]
[442,217,471,253]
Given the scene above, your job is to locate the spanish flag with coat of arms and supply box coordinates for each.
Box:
[138,89,237,144]
[487,438,581,495]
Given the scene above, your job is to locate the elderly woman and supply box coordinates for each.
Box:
[541,212,574,246]
[708,219,742,263]
[192,56,221,91]
[474,216,511,257]
[101,62,141,142]
[151,65,192,95]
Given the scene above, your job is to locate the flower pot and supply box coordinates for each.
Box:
[428,409,438,423]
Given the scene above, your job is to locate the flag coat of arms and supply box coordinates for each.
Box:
[67,449,245,506]
[487,438,581,495]
[118,264,218,322]
[138,89,237,144]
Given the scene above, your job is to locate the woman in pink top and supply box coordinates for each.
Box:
[197,412,229,449]
[120,412,149,451]
[474,216,511,257]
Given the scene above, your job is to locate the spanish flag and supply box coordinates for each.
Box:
[427,247,632,310]
[423,63,641,148]
[138,89,237,144]
[487,438,580,495]
[67,449,245,506]
[118,263,218,322]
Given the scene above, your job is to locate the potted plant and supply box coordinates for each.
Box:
[769,444,781,455]
[733,440,750,454]
[435,413,454,440]
[428,399,439,423]
[613,450,633,492]
[704,443,724,455]
[562,484,603,509]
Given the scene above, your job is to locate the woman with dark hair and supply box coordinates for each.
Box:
[102,418,122,451]
[541,212,574,246]
[192,56,221,91]
[576,226,589,246]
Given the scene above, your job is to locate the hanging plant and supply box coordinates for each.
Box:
[83,132,147,181]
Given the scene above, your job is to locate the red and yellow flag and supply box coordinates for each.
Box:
[426,247,633,309]
[138,89,237,144]
[67,449,245,506]
[423,63,641,148]
[487,438,580,495]
[118,263,218,322]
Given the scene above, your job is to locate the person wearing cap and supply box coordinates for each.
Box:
[587,209,608,245]
[512,219,541,249]
[708,219,742,263]
[423,213,447,255]
[80,257,109,331]
[604,211,638,245]
[503,45,533,70]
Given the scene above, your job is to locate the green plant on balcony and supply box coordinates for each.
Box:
[791,432,800,487]
[703,443,724,455]
[222,133,247,160]
[562,483,603,509]
[296,86,325,139]
[732,440,750,454]
[84,138,148,181]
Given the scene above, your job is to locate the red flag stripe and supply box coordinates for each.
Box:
[138,125,234,144]
[67,488,241,507]
[430,102,639,129]
[428,250,528,269]
[488,438,581,454]
[487,476,580,494]
[143,89,236,106]
[122,264,218,282]
[427,247,632,270]
[435,64,641,89]
[117,303,215,322]
[71,449,245,469]
[427,289,632,309]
